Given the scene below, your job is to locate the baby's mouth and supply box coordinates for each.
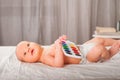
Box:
[31,49,34,55]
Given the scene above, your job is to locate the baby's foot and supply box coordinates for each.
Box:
[109,41,120,57]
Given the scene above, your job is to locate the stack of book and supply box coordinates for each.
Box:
[93,27,120,38]
[94,27,120,35]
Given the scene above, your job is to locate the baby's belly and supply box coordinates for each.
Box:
[64,56,81,64]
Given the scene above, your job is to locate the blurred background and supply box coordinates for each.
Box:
[0,0,120,46]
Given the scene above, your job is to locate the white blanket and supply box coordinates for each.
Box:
[0,46,120,80]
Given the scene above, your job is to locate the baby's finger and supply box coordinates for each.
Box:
[62,35,67,40]
[59,35,67,41]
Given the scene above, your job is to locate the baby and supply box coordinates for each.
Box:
[16,35,119,67]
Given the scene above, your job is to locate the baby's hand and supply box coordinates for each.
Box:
[59,35,67,42]
[55,35,67,44]
[53,35,67,50]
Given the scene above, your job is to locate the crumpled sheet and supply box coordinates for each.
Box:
[0,47,120,80]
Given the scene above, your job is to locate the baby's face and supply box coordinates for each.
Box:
[16,41,43,63]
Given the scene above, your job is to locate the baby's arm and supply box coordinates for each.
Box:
[43,46,64,67]
[42,35,66,67]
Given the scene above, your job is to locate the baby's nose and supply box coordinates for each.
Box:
[27,47,30,52]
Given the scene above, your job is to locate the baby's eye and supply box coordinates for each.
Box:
[24,52,26,55]
[27,43,30,47]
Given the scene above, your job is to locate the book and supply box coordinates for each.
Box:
[93,26,120,38]
[94,32,120,35]
[95,27,116,33]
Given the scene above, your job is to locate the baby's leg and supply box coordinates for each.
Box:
[84,37,103,44]
[85,37,117,46]
[86,44,110,62]
[109,40,120,57]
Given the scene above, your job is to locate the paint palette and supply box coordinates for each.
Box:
[62,40,82,58]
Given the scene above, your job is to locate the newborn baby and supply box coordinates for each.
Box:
[16,35,119,67]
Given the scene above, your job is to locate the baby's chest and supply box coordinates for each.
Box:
[44,47,56,57]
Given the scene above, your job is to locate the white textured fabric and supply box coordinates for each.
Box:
[0,46,120,80]
[80,43,96,58]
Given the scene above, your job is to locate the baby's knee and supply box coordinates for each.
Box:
[87,44,106,62]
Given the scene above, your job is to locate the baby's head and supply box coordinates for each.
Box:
[16,41,43,63]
